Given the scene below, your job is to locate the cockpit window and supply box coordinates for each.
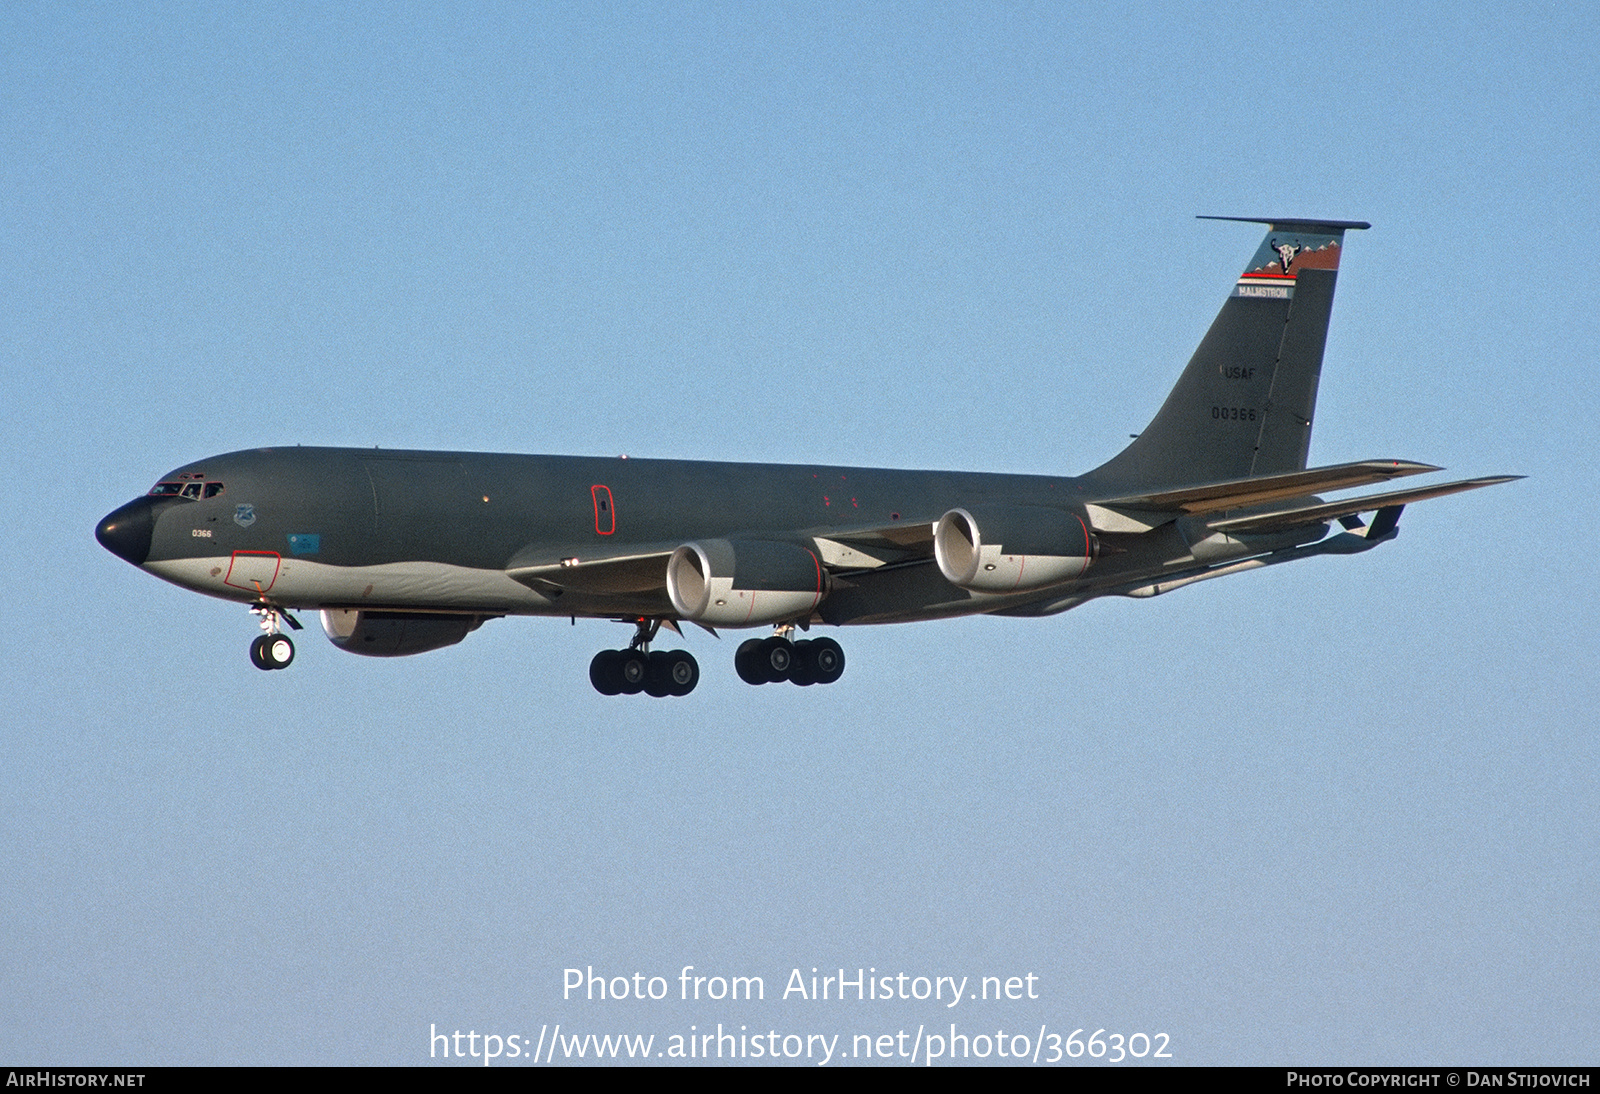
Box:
[148,480,225,499]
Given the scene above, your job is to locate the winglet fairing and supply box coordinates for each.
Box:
[94,220,1519,695]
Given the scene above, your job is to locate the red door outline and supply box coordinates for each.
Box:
[592,485,615,535]
[224,550,282,594]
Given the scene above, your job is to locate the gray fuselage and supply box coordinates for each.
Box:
[96,445,1204,627]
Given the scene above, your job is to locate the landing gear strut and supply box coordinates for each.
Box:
[735,629,845,687]
[249,603,301,671]
[590,618,699,697]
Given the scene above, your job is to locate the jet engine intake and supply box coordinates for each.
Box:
[666,539,826,627]
[321,609,488,657]
[934,505,1096,593]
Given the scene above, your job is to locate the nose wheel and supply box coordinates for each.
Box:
[250,633,296,670]
[249,604,302,671]
[590,618,699,697]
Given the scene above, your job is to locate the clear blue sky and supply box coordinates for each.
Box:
[3,0,1596,1066]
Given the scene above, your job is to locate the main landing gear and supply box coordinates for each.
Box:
[590,618,700,697]
[735,631,845,687]
[248,603,302,671]
[589,620,847,694]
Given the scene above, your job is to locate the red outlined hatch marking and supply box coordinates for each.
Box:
[592,485,615,535]
[224,550,281,593]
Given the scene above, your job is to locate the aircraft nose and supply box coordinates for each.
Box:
[96,496,157,566]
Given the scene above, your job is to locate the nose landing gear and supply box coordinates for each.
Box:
[250,633,295,670]
[249,604,302,671]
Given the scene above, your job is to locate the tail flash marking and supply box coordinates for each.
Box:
[1234,237,1344,299]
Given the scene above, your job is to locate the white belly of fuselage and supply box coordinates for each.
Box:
[144,556,556,614]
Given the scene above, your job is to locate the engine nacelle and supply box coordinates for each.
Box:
[320,609,487,657]
[934,505,1096,594]
[666,539,826,627]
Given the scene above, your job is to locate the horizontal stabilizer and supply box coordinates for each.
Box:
[1088,459,1440,529]
[1197,215,1372,232]
[1206,476,1523,535]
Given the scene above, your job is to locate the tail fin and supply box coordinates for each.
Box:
[1086,217,1370,490]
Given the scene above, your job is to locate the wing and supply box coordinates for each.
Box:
[809,521,936,570]
[502,523,939,622]
[1086,458,1521,537]
[507,545,677,595]
[1084,459,1441,531]
[1205,475,1523,536]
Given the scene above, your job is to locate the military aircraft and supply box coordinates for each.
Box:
[96,217,1517,696]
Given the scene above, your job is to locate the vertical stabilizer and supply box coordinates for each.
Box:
[1086,217,1369,490]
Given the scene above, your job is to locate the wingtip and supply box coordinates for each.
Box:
[1361,459,1443,474]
